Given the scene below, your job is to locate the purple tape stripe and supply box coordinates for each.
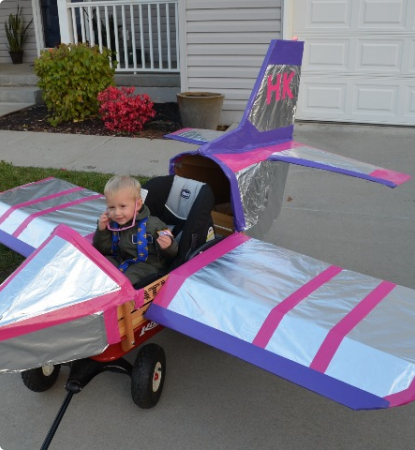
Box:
[12,194,104,237]
[146,304,389,410]
[0,228,35,257]
[310,281,396,373]
[0,187,85,226]
[253,266,343,348]
[153,233,250,309]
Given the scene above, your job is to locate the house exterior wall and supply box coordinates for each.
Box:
[180,0,283,125]
[0,0,37,64]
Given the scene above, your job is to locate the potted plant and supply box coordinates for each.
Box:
[4,5,33,64]
[177,92,225,129]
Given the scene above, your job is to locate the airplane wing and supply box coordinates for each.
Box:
[0,177,106,256]
[146,233,415,411]
[0,224,144,372]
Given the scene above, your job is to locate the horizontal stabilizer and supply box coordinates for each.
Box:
[147,233,415,410]
[165,128,225,145]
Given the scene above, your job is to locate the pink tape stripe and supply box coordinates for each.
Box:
[310,280,396,373]
[252,265,343,348]
[370,169,411,186]
[154,233,251,309]
[385,377,415,408]
[0,187,84,226]
[215,141,299,173]
[12,194,103,237]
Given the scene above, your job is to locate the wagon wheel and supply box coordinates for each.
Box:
[21,364,61,392]
[131,343,166,409]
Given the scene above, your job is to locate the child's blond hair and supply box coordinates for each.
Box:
[104,175,141,199]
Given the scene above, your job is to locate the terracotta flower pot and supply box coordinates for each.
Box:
[177,92,224,129]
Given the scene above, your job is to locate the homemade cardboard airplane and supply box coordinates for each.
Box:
[0,40,414,417]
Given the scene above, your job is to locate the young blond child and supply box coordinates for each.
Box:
[93,175,178,285]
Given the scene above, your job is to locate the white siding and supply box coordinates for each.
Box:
[181,0,283,125]
[0,0,37,64]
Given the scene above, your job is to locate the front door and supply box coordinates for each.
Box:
[41,0,60,48]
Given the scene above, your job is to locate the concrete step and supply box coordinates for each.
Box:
[0,86,42,104]
[0,73,39,86]
[0,102,35,117]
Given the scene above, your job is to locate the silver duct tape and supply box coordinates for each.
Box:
[0,236,120,327]
[0,177,106,248]
[327,284,415,397]
[17,198,106,249]
[0,178,69,214]
[265,270,382,366]
[168,238,331,343]
[276,146,378,175]
[236,160,289,233]
[248,65,301,132]
[166,237,415,398]
[0,313,108,373]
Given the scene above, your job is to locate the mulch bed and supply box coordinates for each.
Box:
[0,102,183,139]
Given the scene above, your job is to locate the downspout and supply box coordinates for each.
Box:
[178,0,188,92]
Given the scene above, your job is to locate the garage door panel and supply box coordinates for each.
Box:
[404,86,415,116]
[298,80,348,115]
[409,39,415,72]
[359,0,408,29]
[356,39,404,72]
[309,0,351,27]
[353,83,399,116]
[293,0,352,30]
[306,40,350,70]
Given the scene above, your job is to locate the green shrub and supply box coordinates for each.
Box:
[34,43,117,126]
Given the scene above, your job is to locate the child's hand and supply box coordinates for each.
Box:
[157,234,173,250]
[98,212,110,231]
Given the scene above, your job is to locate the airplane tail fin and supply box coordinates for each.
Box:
[198,39,304,152]
[239,39,304,140]
[166,40,304,150]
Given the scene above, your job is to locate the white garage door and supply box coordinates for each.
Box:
[291,0,415,125]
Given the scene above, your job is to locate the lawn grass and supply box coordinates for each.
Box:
[0,161,149,283]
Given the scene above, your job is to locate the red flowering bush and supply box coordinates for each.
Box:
[97,86,156,134]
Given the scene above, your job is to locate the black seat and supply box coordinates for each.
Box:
[133,175,215,289]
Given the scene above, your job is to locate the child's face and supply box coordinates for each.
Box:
[106,188,143,226]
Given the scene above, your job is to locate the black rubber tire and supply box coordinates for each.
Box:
[21,365,61,392]
[131,343,166,409]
